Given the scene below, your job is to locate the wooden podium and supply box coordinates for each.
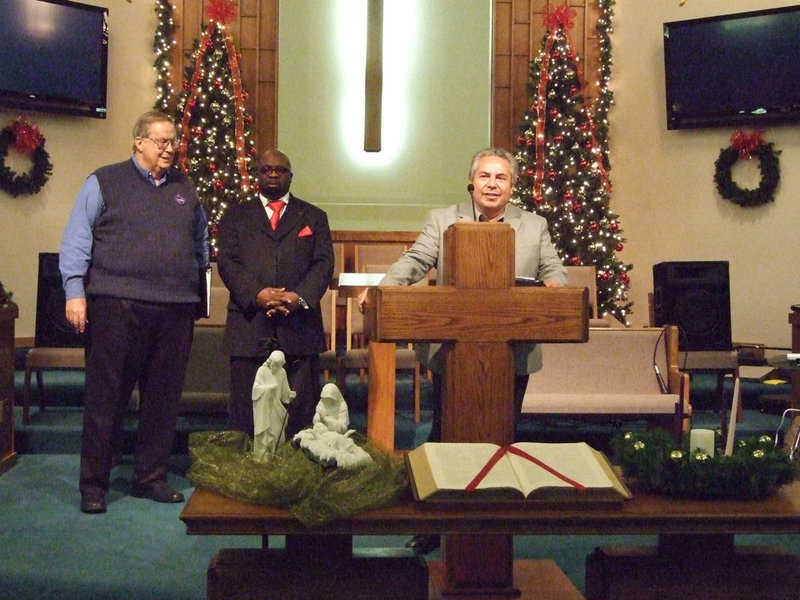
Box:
[365,223,587,596]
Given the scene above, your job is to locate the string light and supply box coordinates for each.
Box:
[511,1,631,325]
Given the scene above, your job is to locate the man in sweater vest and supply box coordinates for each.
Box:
[60,111,209,514]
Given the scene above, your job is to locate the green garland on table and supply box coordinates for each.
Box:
[714,141,780,208]
[186,430,409,527]
[0,118,53,197]
[611,429,796,500]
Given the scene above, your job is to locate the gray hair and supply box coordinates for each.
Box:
[131,110,175,152]
[468,147,518,181]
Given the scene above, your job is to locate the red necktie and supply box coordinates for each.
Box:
[268,201,284,230]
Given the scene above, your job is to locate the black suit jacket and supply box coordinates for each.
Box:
[216,194,334,357]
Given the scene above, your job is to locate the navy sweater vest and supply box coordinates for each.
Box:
[87,160,201,303]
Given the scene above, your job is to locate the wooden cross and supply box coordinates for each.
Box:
[364,0,383,152]
[364,222,587,596]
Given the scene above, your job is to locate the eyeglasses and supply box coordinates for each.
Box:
[144,137,180,150]
[260,165,291,175]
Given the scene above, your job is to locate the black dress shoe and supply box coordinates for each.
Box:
[131,482,185,503]
[405,534,440,555]
[80,496,107,514]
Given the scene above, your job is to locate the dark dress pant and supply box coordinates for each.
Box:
[228,353,321,439]
[79,296,195,498]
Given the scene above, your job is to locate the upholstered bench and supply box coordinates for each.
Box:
[521,326,690,440]
[23,346,85,424]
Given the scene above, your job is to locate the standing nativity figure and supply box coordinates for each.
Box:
[252,350,296,461]
[294,383,373,469]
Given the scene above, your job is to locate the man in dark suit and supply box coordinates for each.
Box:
[216,149,334,438]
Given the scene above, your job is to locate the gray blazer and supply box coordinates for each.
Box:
[380,202,566,374]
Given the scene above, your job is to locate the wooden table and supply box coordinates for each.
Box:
[181,483,800,600]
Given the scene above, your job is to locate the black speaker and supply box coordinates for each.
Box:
[652,261,732,351]
[35,252,86,348]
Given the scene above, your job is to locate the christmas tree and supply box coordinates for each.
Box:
[173,0,258,258]
[512,4,631,324]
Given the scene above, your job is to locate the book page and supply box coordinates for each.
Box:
[506,442,621,498]
[419,443,522,494]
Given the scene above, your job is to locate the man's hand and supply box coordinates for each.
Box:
[65,298,88,334]
[543,278,563,288]
[357,287,369,313]
[258,287,303,316]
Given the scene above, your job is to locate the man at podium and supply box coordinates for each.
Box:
[359,147,566,444]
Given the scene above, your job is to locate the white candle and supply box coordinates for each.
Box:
[690,428,715,457]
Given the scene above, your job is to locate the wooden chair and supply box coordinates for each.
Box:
[564,265,609,326]
[341,249,429,423]
[319,287,341,386]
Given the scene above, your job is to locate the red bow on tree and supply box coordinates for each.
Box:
[730,129,764,159]
[8,117,42,155]
[543,3,577,30]
[207,0,238,25]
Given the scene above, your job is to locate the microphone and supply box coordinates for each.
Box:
[467,184,474,193]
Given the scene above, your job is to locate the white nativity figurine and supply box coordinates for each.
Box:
[252,350,295,462]
[293,383,373,470]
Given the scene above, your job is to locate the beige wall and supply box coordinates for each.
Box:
[2,0,799,351]
[610,0,800,347]
[0,1,157,339]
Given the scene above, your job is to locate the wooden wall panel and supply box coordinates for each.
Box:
[492,0,602,152]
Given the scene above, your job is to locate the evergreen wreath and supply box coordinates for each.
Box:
[612,429,796,500]
[714,130,780,208]
[0,117,53,198]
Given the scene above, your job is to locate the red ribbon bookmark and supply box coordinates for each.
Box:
[464,445,586,492]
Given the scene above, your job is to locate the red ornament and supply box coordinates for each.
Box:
[214,180,224,190]
[589,221,599,232]
[620,272,630,285]
[525,167,535,178]
[571,202,581,212]
[615,242,624,252]
[570,86,578,95]
[526,138,535,148]
[599,271,611,282]
[580,122,590,132]
[516,135,526,146]
[182,81,190,90]
[608,221,619,232]
[552,51,561,59]
[208,162,217,173]
[563,191,574,201]
[579,160,589,169]
[553,134,564,143]
[570,256,581,265]
[547,170,557,180]
[549,108,559,118]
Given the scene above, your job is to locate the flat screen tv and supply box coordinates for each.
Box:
[0,0,109,119]
[663,5,800,130]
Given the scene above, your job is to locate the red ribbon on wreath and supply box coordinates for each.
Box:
[730,129,763,160]
[8,117,43,156]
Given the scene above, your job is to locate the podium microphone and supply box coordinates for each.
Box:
[468,184,478,221]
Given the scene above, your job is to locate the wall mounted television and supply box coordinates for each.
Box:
[663,5,800,130]
[0,0,109,119]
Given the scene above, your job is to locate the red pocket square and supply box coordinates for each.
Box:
[298,225,313,237]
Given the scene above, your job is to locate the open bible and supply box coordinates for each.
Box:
[406,441,631,502]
